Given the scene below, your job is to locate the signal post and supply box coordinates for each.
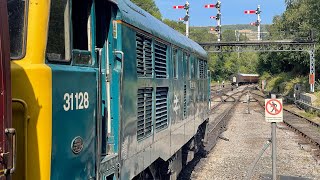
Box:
[244,5,261,40]
[173,1,190,38]
[310,49,315,92]
[205,1,221,41]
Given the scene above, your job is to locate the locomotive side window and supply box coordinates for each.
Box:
[47,0,71,61]
[72,0,92,51]
[47,0,93,64]
[7,0,28,59]
[173,49,178,79]
[71,0,93,65]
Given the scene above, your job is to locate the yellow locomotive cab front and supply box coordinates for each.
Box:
[9,0,52,179]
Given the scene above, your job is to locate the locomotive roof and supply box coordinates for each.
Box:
[116,0,207,59]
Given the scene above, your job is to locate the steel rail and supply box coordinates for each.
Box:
[205,87,249,153]
[251,91,320,148]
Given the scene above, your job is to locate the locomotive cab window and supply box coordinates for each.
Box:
[173,49,178,79]
[7,0,28,59]
[71,0,93,65]
[47,0,93,64]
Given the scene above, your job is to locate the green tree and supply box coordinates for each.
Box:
[162,19,185,34]
[257,0,320,77]
[222,30,236,42]
[190,27,217,43]
[131,0,162,20]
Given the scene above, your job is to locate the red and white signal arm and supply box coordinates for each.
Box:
[210,16,216,19]
[204,4,215,8]
[210,28,214,31]
[244,10,256,14]
[265,99,283,122]
[179,17,184,21]
[173,5,184,9]
[250,22,256,26]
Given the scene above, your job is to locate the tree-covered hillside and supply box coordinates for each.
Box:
[131,0,162,20]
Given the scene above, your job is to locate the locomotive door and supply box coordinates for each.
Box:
[46,0,100,178]
[0,0,14,178]
[94,1,120,178]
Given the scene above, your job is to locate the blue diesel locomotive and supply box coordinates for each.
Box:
[105,1,211,179]
[2,0,210,179]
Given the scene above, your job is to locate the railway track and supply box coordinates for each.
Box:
[210,84,232,101]
[210,84,241,110]
[251,91,320,148]
[178,86,250,179]
[206,88,247,151]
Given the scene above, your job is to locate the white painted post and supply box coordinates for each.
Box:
[217,0,221,42]
[257,5,261,41]
[185,1,190,38]
[310,50,315,92]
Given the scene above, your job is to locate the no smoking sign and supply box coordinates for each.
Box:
[265,99,283,122]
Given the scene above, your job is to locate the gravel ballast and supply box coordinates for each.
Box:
[190,96,320,180]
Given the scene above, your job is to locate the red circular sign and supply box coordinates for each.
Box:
[266,99,282,115]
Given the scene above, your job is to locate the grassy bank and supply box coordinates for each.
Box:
[259,72,308,96]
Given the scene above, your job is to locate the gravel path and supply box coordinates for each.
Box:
[191,96,320,180]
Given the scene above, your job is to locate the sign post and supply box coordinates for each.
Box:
[265,95,283,180]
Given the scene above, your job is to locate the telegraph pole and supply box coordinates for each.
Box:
[173,1,190,38]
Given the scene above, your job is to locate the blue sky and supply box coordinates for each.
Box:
[155,0,286,26]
